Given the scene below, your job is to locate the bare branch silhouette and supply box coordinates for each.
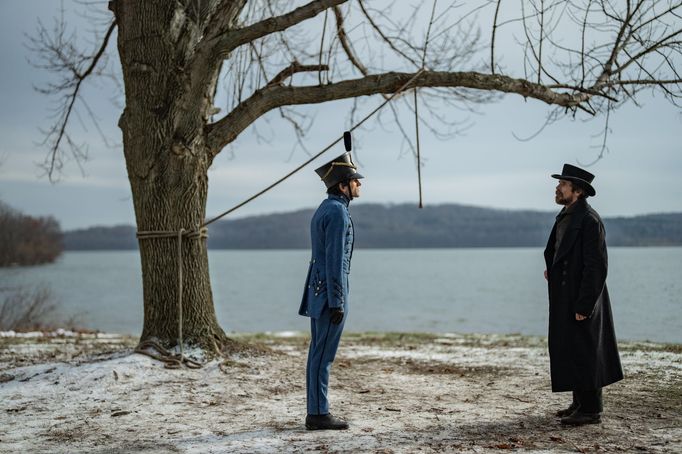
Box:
[27,12,116,181]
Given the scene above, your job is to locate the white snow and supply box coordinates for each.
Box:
[0,333,680,453]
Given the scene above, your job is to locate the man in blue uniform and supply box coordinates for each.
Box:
[299,151,363,430]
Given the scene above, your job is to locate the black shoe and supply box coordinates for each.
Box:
[560,411,601,426]
[555,402,580,417]
[305,413,349,430]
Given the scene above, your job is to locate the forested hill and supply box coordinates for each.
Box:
[63,204,682,250]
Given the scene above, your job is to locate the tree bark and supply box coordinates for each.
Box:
[114,0,227,350]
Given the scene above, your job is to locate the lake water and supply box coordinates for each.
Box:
[1,248,680,343]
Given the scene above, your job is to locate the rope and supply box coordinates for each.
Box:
[134,339,203,369]
[203,67,425,228]
[177,228,184,363]
[135,69,426,367]
[135,227,207,368]
[414,87,424,208]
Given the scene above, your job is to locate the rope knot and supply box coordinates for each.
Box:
[134,225,208,368]
[136,226,208,241]
[186,227,208,240]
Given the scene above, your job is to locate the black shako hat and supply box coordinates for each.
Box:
[552,163,596,196]
[314,152,364,189]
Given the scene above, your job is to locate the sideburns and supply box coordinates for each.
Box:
[569,182,584,198]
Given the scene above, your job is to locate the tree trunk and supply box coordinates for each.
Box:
[113,0,227,350]
[127,146,226,350]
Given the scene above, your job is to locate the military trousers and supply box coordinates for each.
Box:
[306,302,348,415]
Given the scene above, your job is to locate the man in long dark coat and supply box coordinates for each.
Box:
[299,151,363,430]
[544,164,624,426]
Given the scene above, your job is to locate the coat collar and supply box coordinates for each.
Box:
[566,198,589,223]
[328,193,350,207]
[552,198,590,265]
[556,197,582,221]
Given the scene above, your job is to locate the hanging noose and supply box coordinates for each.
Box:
[414,87,423,209]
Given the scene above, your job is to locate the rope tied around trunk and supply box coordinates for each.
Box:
[133,69,426,368]
[135,227,207,369]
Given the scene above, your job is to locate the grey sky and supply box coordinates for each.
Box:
[0,1,680,230]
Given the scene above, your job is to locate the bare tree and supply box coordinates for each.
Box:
[32,0,681,353]
[0,286,58,331]
[0,201,63,267]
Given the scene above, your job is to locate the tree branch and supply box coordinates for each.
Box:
[613,29,682,77]
[206,70,595,155]
[266,62,330,86]
[358,0,420,67]
[211,0,348,58]
[545,84,619,102]
[608,78,682,86]
[202,0,248,41]
[32,19,117,181]
[333,5,369,76]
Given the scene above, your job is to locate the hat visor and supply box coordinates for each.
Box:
[551,174,596,196]
[350,172,364,180]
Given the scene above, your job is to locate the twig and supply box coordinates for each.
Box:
[266,62,329,86]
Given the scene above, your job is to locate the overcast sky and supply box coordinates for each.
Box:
[0,1,680,230]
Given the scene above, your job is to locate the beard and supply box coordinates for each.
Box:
[555,192,570,205]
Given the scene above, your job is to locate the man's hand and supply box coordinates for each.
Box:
[544,270,548,281]
[330,307,344,325]
[575,313,588,321]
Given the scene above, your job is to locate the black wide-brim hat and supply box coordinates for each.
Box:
[552,163,596,196]
[315,152,364,189]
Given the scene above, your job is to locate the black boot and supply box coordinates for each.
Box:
[305,414,349,430]
[560,411,601,426]
[555,401,580,417]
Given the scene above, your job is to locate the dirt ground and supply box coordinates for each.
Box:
[0,331,680,453]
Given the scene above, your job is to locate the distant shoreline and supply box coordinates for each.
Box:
[63,203,682,250]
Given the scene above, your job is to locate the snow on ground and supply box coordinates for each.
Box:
[0,332,680,453]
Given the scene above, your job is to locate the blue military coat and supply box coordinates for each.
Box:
[299,194,354,319]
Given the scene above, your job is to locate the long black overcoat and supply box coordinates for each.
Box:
[544,199,623,392]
